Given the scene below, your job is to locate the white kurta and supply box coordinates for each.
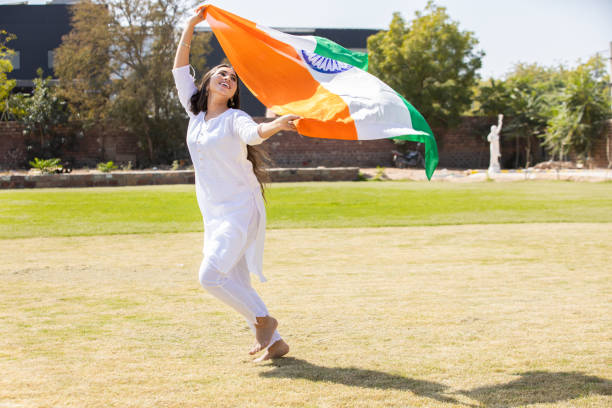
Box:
[172,65,268,282]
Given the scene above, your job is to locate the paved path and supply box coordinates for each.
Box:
[361,167,612,182]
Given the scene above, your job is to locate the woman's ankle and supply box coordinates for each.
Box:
[255,315,275,327]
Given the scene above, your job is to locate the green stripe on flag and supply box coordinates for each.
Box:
[392,94,439,180]
[313,36,369,71]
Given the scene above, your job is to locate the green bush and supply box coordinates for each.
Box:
[29,157,61,174]
[21,69,70,161]
[120,161,133,171]
[97,161,118,173]
[372,166,386,181]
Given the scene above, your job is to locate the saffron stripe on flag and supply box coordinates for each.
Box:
[197,3,438,179]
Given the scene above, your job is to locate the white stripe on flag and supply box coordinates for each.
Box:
[299,56,426,140]
[255,24,317,53]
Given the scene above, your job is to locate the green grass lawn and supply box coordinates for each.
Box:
[1,181,611,406]
[1,181,611,238]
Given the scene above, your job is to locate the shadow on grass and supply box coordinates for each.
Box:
[259,357,460,404]
[458,371,612,407]
[261,361,612,406]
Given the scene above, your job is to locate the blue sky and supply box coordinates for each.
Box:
[8,0,612,78]
[189,0,612,79]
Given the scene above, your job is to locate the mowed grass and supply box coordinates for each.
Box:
[0,181,611,238]
[1,224,610,407]
[1,181,611,406]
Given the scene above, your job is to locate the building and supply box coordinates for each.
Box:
[0,1,76,92]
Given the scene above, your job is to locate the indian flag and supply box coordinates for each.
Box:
[196,4,439,179]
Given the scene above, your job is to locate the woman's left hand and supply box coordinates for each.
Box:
[274,114,300,132]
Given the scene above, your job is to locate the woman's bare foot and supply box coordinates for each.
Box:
[253,339,290,362]
[249,316,278,355]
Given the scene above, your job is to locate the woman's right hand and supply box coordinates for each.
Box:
[187,9,205,27]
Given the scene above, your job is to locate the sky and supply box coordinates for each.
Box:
[7,0,612,79]
[184,0,612,79]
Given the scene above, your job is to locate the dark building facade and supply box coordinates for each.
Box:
[1,3,72,91]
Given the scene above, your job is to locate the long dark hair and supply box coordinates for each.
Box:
[190,64,270,197]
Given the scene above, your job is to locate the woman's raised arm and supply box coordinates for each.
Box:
[173,10,205,69]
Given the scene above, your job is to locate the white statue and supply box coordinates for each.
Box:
[487,114,503,175]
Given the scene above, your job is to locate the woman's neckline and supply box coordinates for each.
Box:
[204,108,233,122]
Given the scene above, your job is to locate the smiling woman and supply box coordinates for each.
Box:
[189,65,240,117]
[171,8,299,361]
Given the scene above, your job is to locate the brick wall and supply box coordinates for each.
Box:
[590,119,611,168]
[3,118,610,170]
[261,128,397,168]
[0,122,143,169]
[0,117,510,170]
[258,116,496,169]
[60,127,143,167]
[432,117,491,169]
[0,122,26,169]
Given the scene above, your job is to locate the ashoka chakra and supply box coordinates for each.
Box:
[301,50,352,74]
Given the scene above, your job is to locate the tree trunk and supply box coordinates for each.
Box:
[146,134,154,164]
[514,136,520,168]
[142,120,154,164]
[39,126,44,154]
[607,131,611,169]
[100,125,106,162]
[525,134,532,168]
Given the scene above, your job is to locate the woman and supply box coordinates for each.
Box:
[172,10,297,361]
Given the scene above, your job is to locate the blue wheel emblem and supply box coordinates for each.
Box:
[301,50,352,74]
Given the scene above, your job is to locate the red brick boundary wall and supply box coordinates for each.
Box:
[2,118,611,170]
[258,117,494,169]
[0,122,143,169]
[0,117,494,170]
[261,117,612,169]
[0,167,360,189]
[590,119,612,168]
[263,130,397,168]
[0,122,26,169]
[432,117,491,169]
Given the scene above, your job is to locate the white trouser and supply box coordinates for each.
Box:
[198,211,281,348]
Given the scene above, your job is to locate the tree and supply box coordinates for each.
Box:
[473,78,509,117]
[55,1,114,130]
[55,0,211,165]
[110,0,213,164]
[0,30,17,121]
[543,57,611,162]
[367,1,483,128]
[476,63,566,167]
[190,31,214,80]
[477,59,611,167]
[22,69,70,161]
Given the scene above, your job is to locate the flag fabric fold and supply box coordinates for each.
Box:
[196,4,439,179]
